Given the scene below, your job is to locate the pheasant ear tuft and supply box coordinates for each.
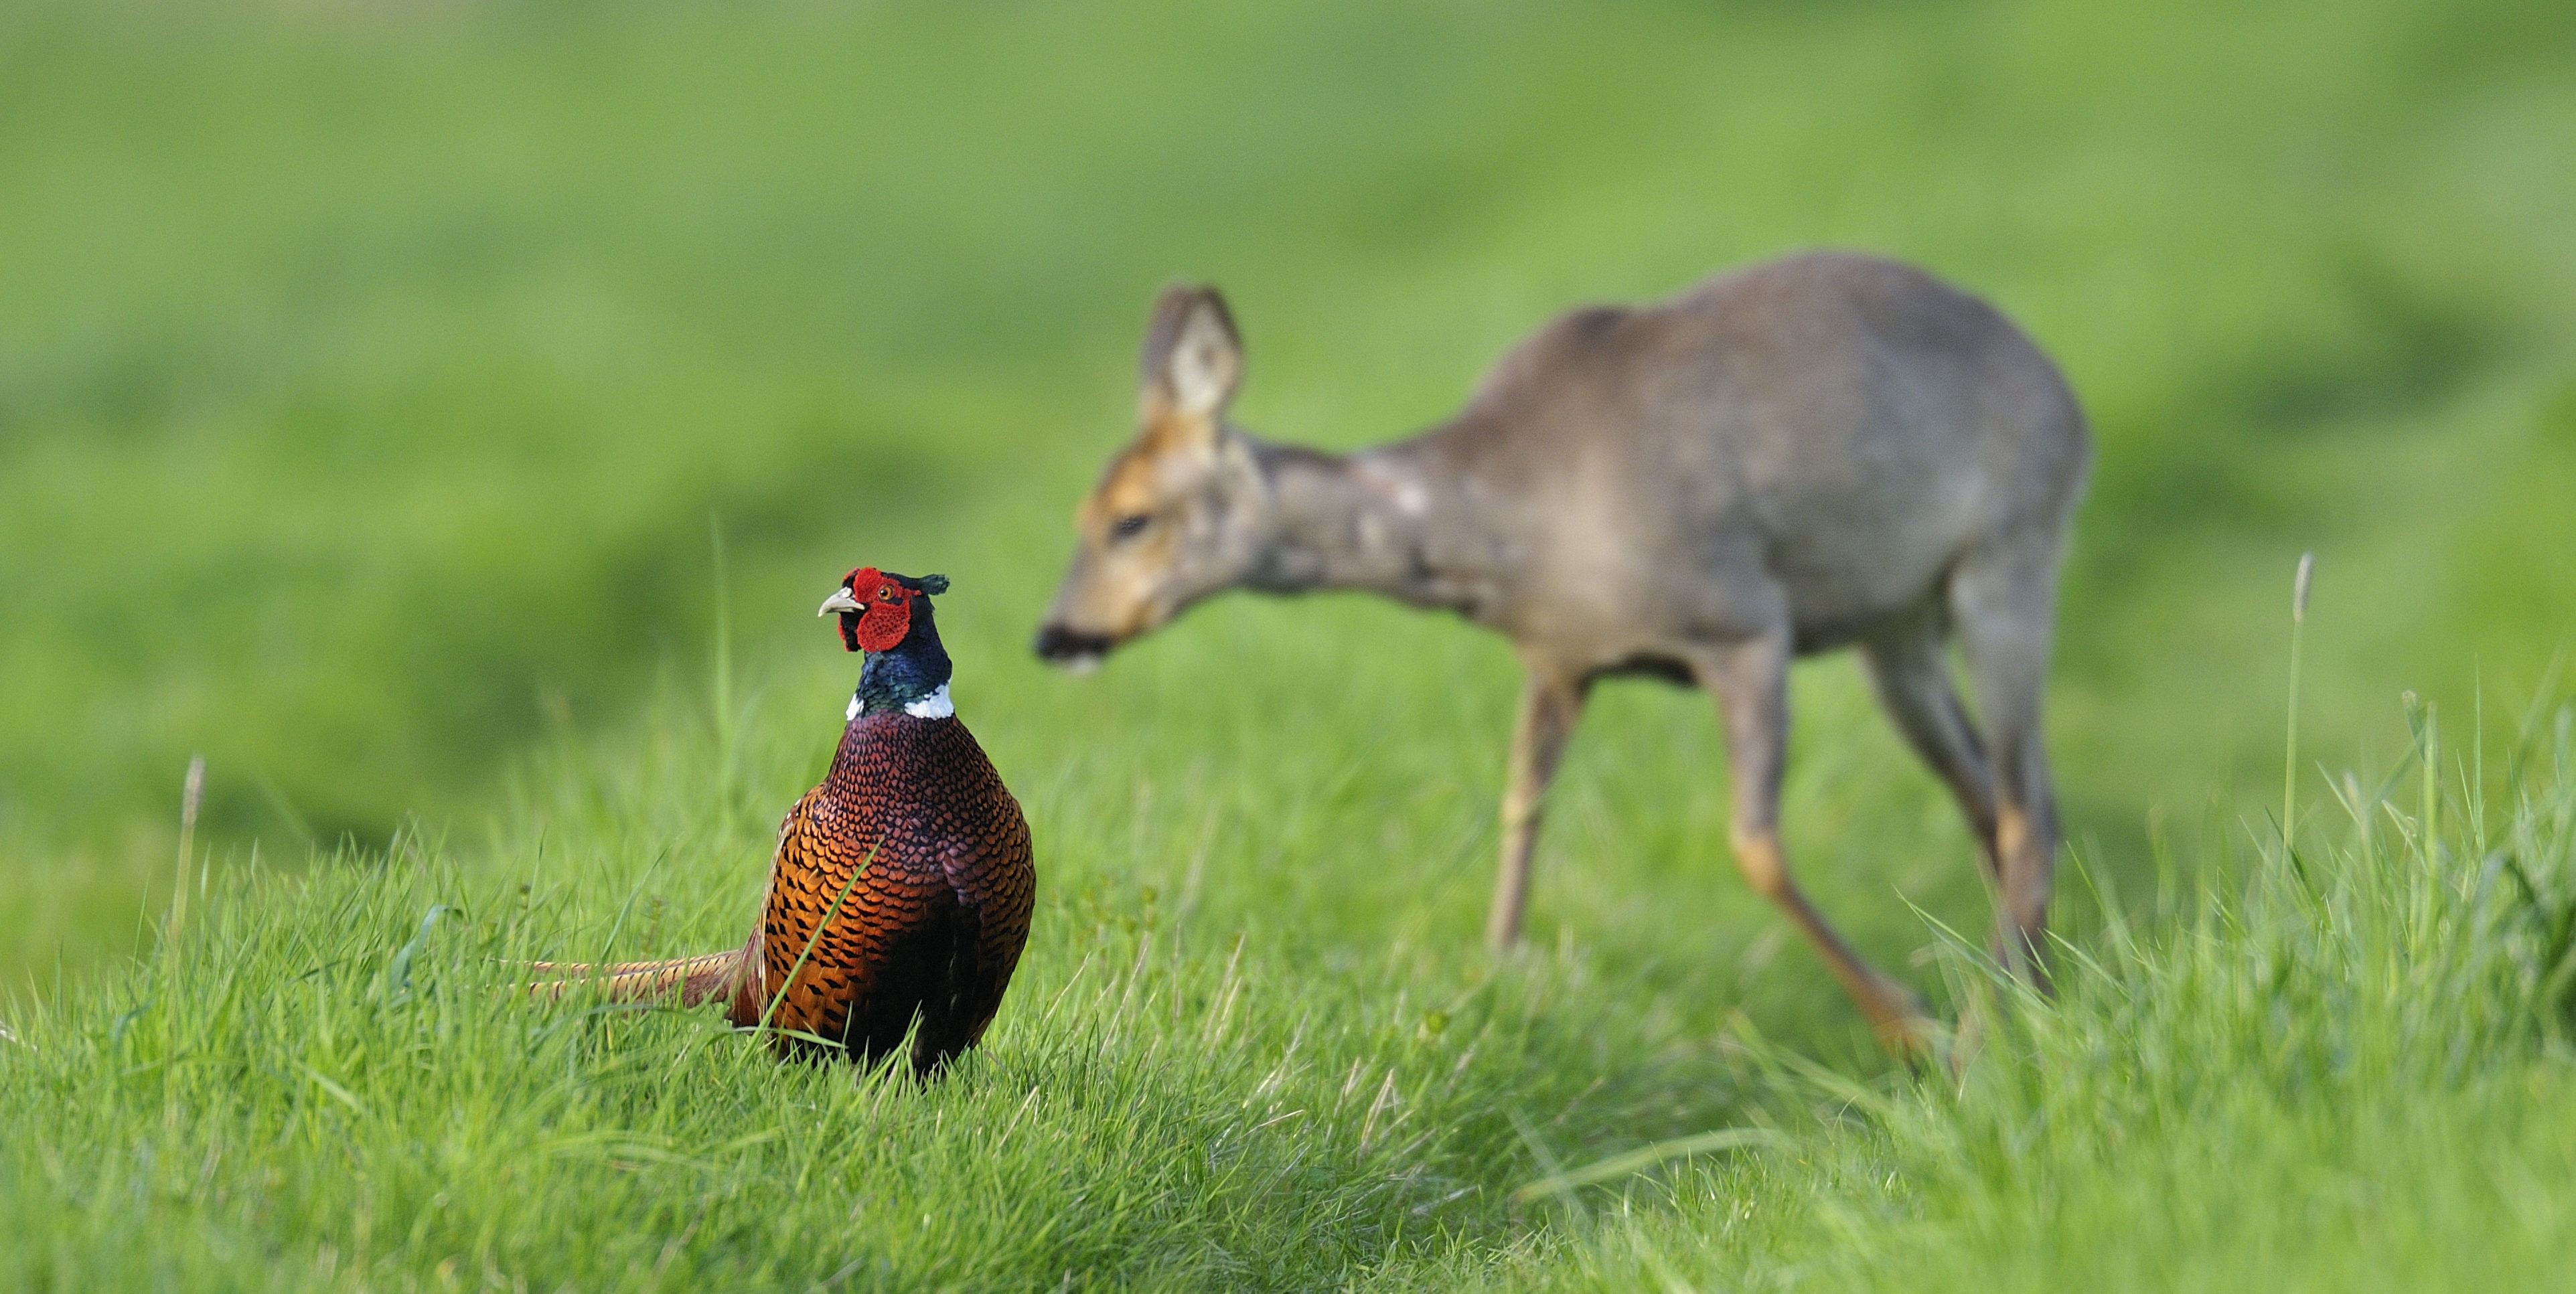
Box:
[916,574,950,596]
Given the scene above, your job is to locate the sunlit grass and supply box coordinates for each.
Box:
[7,657,2573,1287]
[7,0,2576,1287]
[5,0,2576,978]
[0,659,1776,1289]
[1397,700,2576,1292]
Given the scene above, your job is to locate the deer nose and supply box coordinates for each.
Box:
[1032,625,1114,668]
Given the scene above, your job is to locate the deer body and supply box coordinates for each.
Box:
[1037,252,2089,1052]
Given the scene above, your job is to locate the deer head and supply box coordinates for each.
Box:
[1034,285,1276,671]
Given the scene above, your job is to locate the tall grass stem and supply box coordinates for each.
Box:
[169,754,204,940]
[710,513,735,811]
[2421,700,2439,864]
[2283,553,2313,850]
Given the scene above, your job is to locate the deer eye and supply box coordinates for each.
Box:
[1110,513,1151,542]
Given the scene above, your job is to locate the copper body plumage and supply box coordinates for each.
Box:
[530,568,1035,1078]
[729,708,1035,1069]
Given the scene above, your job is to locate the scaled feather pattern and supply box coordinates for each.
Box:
[530,568,1034,1077]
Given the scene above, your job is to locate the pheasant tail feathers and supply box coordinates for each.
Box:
[524,949,748,1007]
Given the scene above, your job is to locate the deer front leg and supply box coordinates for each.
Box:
[1487,667,1586,950]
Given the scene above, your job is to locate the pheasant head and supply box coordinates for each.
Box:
[819,567,955,720]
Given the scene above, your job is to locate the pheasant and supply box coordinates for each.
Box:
[531,567,1035,1076]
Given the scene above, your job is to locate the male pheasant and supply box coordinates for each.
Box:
[532,568,1035,1076]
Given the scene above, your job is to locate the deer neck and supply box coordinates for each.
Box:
[1245,438,1499,618]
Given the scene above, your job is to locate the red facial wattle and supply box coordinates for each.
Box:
[852,597,911,652]
[838,566,913,653]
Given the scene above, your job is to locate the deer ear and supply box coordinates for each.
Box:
[1140,285,1241,422]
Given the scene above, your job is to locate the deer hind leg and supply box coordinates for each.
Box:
[1487,664,1587,950]
[1861,617,2003,884]
[1950,542,2066,993]
[1699,627,1931,1056]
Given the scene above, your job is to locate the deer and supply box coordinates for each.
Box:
[1032,252,2091,1054]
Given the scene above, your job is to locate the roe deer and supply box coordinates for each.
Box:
[1033,252,2090,1052]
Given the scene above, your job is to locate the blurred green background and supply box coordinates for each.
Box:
[4,0,2573,985]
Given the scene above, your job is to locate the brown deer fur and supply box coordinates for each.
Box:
[1034,252,2091,1053]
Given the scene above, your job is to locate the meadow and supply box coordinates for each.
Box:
[5,0,2576,1287]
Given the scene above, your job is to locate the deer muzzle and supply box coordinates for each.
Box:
[1031,624,1114,673]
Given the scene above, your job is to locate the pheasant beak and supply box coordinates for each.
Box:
[818,588,864,617]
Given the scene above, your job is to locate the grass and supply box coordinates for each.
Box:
[7,650,2575,1288]
[1451,707,2576,1293]
[7,0,2576,973]
[0,653,1785,1289]
[7,0,2576,1285]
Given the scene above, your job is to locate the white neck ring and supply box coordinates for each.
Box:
[848,682,954,721]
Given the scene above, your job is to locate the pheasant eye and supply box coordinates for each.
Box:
[1112,513,1150,541]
